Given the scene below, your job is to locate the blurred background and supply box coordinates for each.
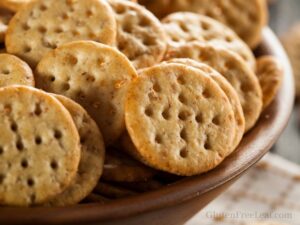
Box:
[269,0,300,164]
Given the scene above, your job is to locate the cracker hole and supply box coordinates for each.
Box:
[177,75,186,85]
[201,22,210,30]
[22,23,30,30]
[195,113,203,123]
[123,23,133,33]
[49,75,56,82]
[61,12,69,20]
[143,36,156,46]
[38,26,47,34]
[138,17,150,27]
[0,174,5,184]
[35,136,42,145]
[27,178,34,187]
[86,9,93,17]
[225,36,233,42]
[204,139,212,150]
[62,83,70,91]
[179,23,189,32]
[212,116,221,126]
[24,45,32,53]
[180,128,187,140]
[34,103,42,116]
[203,89,211,98]
[10,122,18,132]
[72,29,80,36]
[162,108,171,120]
[180,148,188,158]
[179,110,190,121]
[16,139,24,151]
[155,135,162,144]
[54,130,62,139]
[40,4,48,11]
[50,160,58,170]
[66,55,78,65]
[145,107,153,117]
[0,146,3,155]
[21,159,28,168]
[178,93,187,104]
[2,69,10,75]
[171,36,180,42]
[115,6,126,14]
[153,83,161,92]
[54,27,63,33]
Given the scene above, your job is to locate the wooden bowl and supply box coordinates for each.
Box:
[0,28,295,225]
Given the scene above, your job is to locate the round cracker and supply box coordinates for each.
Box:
[5,0,117,67]
[108,0,167,69]
[103,148,156,182]
[139,0,267,48]
[165,42,262,132]
[256,56,283,110]
[166,59,245,151]
[35,41,138,145]
[125,63,236,176]
[0,85,81,206]
[46,95,105,206]
[162,12,255,70]
[0,0,31,12]
[0,53,34,88]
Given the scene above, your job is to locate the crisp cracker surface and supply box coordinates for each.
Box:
[139,0,267,48]
[35,41,137,145]
[166,59,245,151]
[162,12,255,70]
[165,42,262,132]
[125,63,235,176]
[0,53,34,87]
[5,0,117,67]
[0,86,80,206]
[109,0,167,69]
[46,95,105,206]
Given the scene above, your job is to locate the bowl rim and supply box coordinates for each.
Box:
[0,28,295,225]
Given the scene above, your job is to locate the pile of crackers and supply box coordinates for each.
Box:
[0,0,283,207]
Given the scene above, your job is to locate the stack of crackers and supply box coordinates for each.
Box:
[0,0,283,207]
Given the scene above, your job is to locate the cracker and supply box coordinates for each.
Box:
[103,148,156,182]
[94,182,137,199]
[162,12,255,69]
[0,53,34,88]
[166,59,245,151]
[256,56,283,110]
[0,85,81,206]
[46,95,105,206]
[5,0,117,67]
[0,8,14,43]
[281,24,300,97]
[139,0,268,48]
[125,63,236,176]
[165,42,262,132]
[35,41,137,145]
[0,0,31,12]
[108,0,167,69]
